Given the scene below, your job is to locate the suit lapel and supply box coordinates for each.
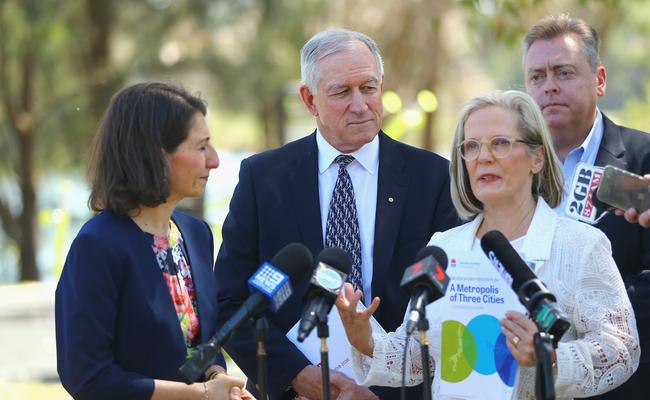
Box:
[122,213,187,346]
[372,132,409,300]
[287,132,324,257]
[595,114,627,170]
[592,115,628,222]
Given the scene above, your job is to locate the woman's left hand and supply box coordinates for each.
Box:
[206,373,256,400]
[237,387,256,400]
[500,311,539,367]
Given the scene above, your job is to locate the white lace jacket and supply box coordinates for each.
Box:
[350,199,639,399]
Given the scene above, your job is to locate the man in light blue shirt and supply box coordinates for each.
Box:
[555,110,602,213]
[523,15,650,399]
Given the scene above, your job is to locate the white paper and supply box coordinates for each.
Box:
[437,249,526,400]
[286,302,385,382]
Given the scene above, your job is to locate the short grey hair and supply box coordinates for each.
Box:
[450,90,564,220]
[300,28,384,93]
[524,14,601,71]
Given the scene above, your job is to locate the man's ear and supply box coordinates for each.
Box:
[596,65,607,97]
[299,85,318,117]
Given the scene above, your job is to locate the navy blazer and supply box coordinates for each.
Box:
[587,115,650,399]
[56,210,224,400]
[215,131,459,399]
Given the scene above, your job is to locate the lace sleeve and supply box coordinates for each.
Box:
[350,322,435,388]
[554,230,640,397]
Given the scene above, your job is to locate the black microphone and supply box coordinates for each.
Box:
[297,247,352,342]
[179,243,312,383]
[401,246,450,334]
[480,230,570,345]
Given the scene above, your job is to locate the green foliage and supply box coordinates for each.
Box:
[619,81,650,132]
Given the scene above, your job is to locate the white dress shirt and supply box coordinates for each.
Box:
[316,130,379,302]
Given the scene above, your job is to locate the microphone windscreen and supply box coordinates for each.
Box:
[271,243,313,284]
[414,245,449,270]
[480,230,535,290]
[316,247,352,274]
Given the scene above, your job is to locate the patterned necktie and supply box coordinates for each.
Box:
[325,155,363,297]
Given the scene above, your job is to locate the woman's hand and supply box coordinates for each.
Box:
[335,283,380,357]
[236,387,255,400]
[205,373,254,400]
[500,311,539,367]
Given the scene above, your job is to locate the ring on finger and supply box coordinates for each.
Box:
[511,335,521,346]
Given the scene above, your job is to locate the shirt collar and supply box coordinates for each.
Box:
[316,129,379,175]
[568,109,604,163]
[458,198,557,264]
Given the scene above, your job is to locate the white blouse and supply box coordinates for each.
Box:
[350,199,640,399]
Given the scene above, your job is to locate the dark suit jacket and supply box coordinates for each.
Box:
[586,115,650,399]
[594,115,650,357]
[56,210,224,400]
[215,131,459,399]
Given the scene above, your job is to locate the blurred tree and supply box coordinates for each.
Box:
[198,0,327,149]
[1,0,648,282]
[0,0,120,280]
[329,0,454,150]
[0,0,326,280]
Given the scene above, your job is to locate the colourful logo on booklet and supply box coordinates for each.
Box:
[441,314,517,387]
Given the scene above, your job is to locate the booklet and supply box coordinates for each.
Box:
[437,249,526,400]
[286,302,386,382]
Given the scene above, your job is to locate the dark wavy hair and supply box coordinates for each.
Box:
[88,82,207,215]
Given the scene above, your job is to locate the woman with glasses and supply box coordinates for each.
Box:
[336,90,639,398]
[55,82,254,400]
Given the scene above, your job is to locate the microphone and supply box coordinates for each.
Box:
[480,230,570,345]
[564,162,604,224]
[401,246,450,334]
[297,247,352,342]
[179,242,312,383]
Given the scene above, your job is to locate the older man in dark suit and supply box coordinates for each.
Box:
[215,28,458,400]
[523,15,650,399]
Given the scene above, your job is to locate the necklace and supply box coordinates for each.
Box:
[479,202,536,240]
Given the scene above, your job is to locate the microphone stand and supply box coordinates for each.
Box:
[254,316,269,400]
[417,317,432,400]
[533,332,555,400]
[317,307,331,400]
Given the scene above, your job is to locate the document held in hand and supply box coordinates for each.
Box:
[286,302,386,382]
[438,248,527,400]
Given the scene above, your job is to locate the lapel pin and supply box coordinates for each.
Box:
[388,197,395,203]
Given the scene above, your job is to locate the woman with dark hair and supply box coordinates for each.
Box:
[55,82,254,400]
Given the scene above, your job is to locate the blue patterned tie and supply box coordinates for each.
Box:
[325,155,363,298]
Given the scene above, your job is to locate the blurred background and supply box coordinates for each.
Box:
[0,0,648,398]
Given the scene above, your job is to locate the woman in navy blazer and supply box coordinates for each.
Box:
[55,82,253,400]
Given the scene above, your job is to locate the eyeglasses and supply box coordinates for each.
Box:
[457,136,531,161]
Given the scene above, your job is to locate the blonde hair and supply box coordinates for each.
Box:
[449,90,564,220]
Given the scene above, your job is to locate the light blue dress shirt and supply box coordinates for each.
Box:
[555,110,604,215]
